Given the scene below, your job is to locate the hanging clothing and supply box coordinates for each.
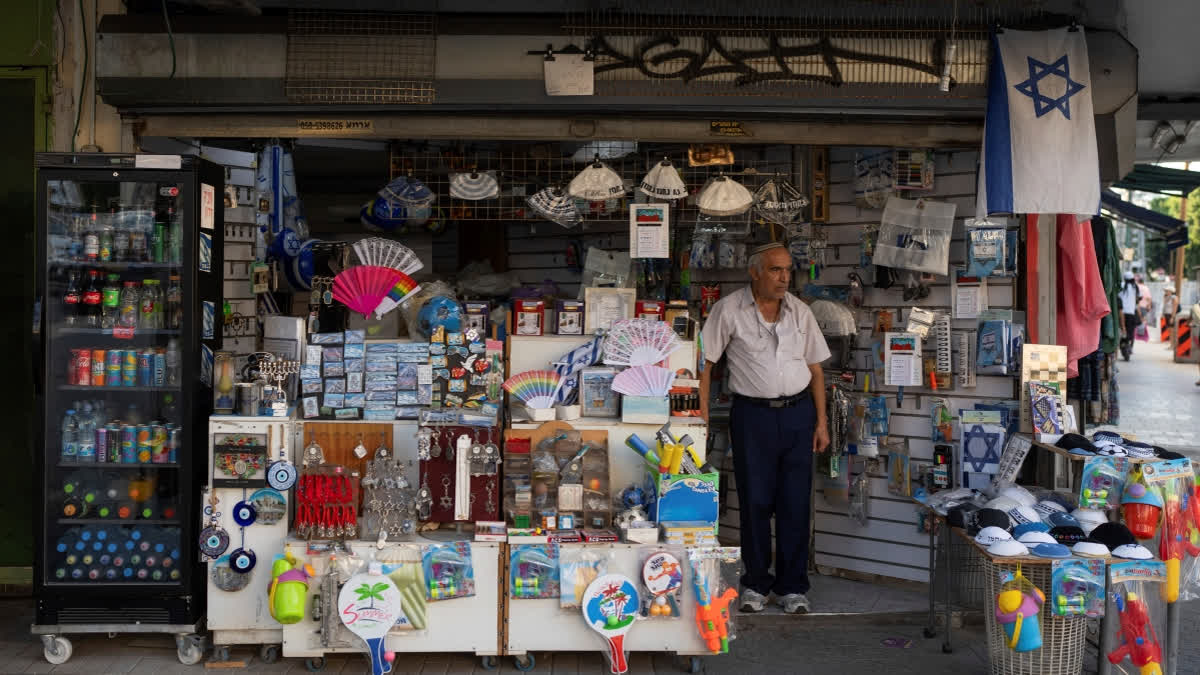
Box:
[1092,218,1122,354]
[1056,215,1111,377]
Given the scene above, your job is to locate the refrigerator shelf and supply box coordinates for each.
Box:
[54,328,182,337]
[56,385,181,392]
[56,462,180,470]
[49,261,181,272]
[56,518,180,526]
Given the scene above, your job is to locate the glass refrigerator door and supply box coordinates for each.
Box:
[43,177,187,585]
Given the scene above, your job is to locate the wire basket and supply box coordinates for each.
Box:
[981,555,1087,675]
[946,527,988,609]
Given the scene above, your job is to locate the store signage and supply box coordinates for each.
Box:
[709,121,747,137]
[296,119,375,134]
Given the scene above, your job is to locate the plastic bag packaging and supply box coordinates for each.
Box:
[1051,559,1105,617]
[455,260,522,296]
[716,238,746,269]
[994,565,1045,652]
[579,248,631,299]
[559,547,612,609]
[854,150,894,208]
[422,541,476,602]
[1106,561,1167,674]
[1079,457,1129,511]
[849,471,870,526]
[965,220,1008,278]
[1141,458,1198,603]
[400,280,460,341]
[638,547,686,619]
[872,196,955,275]
[510,543,560,599]
[376,547,429,634]
[686,547,742,654]
[1181,472,1200,602]
[688,233,715,270]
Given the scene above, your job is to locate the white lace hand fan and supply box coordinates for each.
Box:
[602,319,681,367]
[611,365,676,397]
[353,237,424,276]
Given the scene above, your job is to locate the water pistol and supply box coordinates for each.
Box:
[624,434,660,471]
[656,423,677,474]
[1159,485,1200,603]
[692,568,737,654]
[1106,592,1163,675]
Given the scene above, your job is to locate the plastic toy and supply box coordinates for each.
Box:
[582,574,640,674]
[509,544,559,599]
[1107,592,1163,675]
[268,551,313,624]
[338,564,404,675]
[1159,484,1200,603]
[1122,470,1164,540]
[1079,456,1127,510]
[995,586,1044,652]
[422,542,475,602]
[641,551,683,618]
[1051,559,1104,618]
[690,562,736,654]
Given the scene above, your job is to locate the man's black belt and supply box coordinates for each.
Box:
[733,389,811,409]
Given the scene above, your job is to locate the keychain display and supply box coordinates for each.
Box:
[294,466,358,540]
[422,541,476,601]
[640,549,683,618]
[560,547,609,609]
[361,436,420,539]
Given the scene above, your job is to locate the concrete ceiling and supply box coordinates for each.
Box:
[1127,2,1200,162]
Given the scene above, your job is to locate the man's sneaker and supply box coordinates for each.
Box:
[778,593,810,614]
[739,588,767,613]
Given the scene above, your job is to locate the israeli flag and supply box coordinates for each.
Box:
[977,27,1100,218]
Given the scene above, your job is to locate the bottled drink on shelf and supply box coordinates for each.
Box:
[128,216,147,263]
[124,402,143,426]
[76,403,96,462]
[165,339,180,387]
[60,409,78,462]
[112,214,130,263]
[98,214,114,263]
[117,281,139,330]
[166,275,181,330]
[62,270,81,326]
[82,269,102,328]
[83,206,100,262]
[153,221,166,263]
[139,280,163,330]
[100,273,120,330]
[65,216,84,262]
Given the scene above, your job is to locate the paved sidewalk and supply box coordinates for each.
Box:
[1092,340,1200,458]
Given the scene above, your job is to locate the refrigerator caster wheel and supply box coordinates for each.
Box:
[306,657,326,672]
[480,655,499,670]
[42,635,72,665]
[177,638,204,666]
[513,653,536,671]
[260,645,280,663]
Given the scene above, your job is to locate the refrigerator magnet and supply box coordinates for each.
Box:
[202,301,215,340]
[200,344,214,387]
[199,232,212,273]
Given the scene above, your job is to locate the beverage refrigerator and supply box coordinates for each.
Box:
[32,153,223,666]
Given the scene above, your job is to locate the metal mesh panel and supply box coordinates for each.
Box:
[568,0,1044,99]
[286,10,436,104]
[388,140,792,224]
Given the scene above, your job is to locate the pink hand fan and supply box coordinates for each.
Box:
[333,266,402,317]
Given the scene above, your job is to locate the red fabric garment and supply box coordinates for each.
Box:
[1056,214,1111,377]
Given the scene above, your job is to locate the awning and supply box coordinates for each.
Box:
[1100,190,1189,250]
[1112,164,1200,195]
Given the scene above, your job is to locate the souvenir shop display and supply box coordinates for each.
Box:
[1106,561,1167,674]
[1050,559,1104,618]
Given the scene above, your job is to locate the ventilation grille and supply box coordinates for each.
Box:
[567,0,1047,99]
[52,607,173,625]
[286,10,436,104]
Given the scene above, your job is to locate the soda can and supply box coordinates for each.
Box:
[120,425,137,463]
[106,423,120,463]
[137,349,153,387]
[122,350,137,387]
[167,426,181,463]
[105,349,122,387]
[153,223,166,263]
[96,425,108,463]
[135,425,152,463]
[150,424,167,463]
[91,350,106,386]
[72,349,91,386]
[153,349,166,387]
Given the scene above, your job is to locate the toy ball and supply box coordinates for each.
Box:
[606,615,620,628]
[417,295,464,336]
[281,237,318,291]
[384,652,395,663]
[620,486,647,510]
[589,479,602,491]
[360,197,407,233]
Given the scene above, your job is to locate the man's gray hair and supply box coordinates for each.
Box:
[747,250,765,274]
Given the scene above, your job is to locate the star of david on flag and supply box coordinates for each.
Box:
[977,27,1100,218]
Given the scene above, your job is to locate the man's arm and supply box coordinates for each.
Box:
[808,363,829,453]
[699,360,717,422]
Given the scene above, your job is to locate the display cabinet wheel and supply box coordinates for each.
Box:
[213,646,231,663]
[922,626,937,639]
[513,653,536,671]
[42,635,72,665]
[260,644,280,664]
[306,657,327,672]
[685,656,702,673]
[479,655,499,670]
[177,637,205,666]
[941,643,954,654]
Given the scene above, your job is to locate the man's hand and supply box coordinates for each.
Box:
[813,423,830,454]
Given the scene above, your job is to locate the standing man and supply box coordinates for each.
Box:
[699,243,831,614]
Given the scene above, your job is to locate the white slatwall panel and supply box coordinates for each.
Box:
[811,147,1016,584]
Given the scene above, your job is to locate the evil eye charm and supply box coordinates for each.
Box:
[229,548,257,573]
[232,501,258,527]
[267,460,298,491]
[199,525,230,558]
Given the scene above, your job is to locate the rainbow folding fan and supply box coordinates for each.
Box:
[611,365,676,397]
[502,370,562,410]
[371,271,422,319]
[602,319,682,367]
[332,266,402,317]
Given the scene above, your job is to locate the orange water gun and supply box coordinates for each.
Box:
[1107,592,1163,675]
[1160,484,1200,603]
[692,573,737,654]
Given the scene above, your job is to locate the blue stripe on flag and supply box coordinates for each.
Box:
[984,33,1014,214]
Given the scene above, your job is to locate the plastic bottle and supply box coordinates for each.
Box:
[77,402,96,462]
[128,215,147,263]
[100,274,120,330]
[139,280,163,330]
[165,339,180,387]
[113,214,130,263]
[83,206,100,262]
[98,215,114,263]
[117,281,140,330]
[61,409,78,462]
[82,269,102,328]
[166,275,182,330]
[65,216,84,262]
[62,270,81,326]
[124,402,143,426]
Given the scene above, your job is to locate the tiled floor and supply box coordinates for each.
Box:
[1091,339,1200,457]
